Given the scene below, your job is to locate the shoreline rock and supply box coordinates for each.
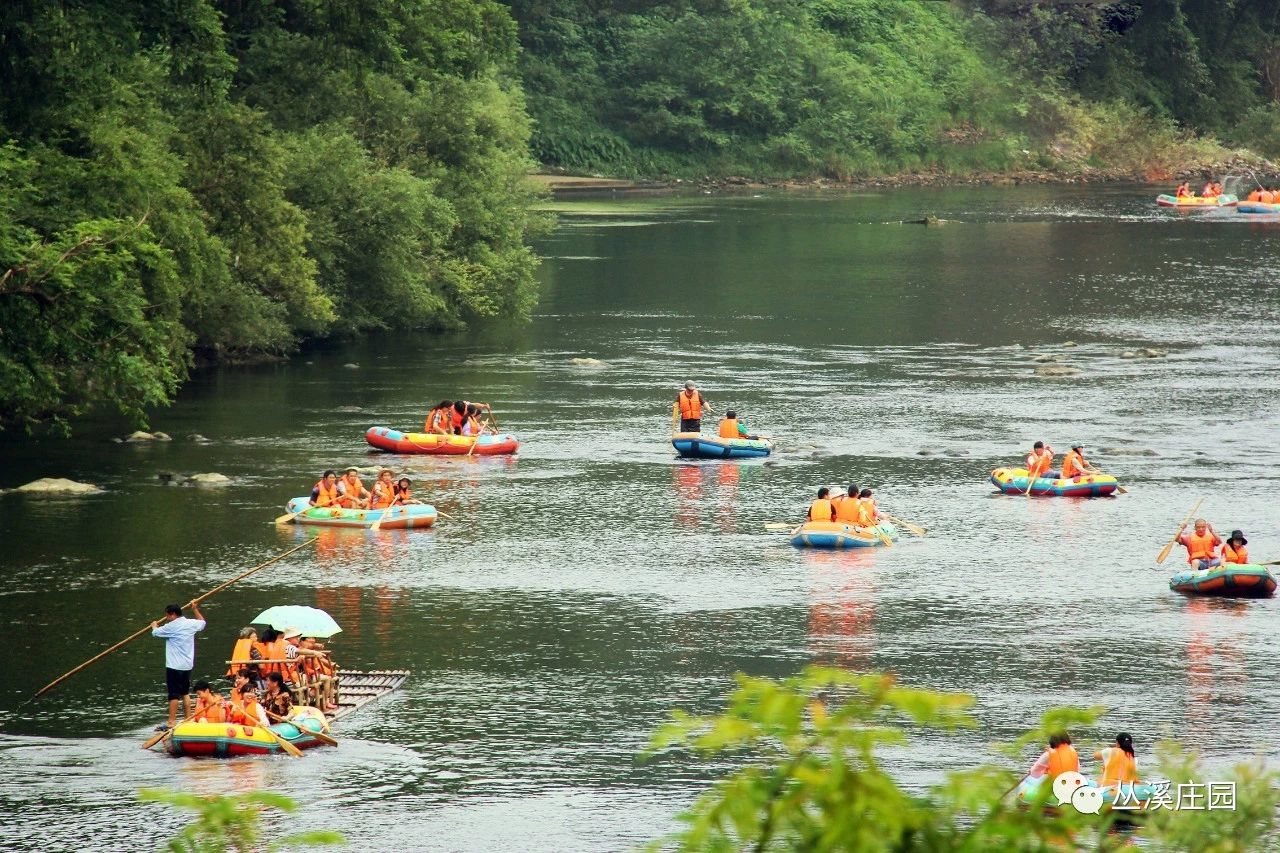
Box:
[185,473,231,486]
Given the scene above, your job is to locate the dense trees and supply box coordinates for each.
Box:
[514,0,1280,176]
[0,0,540,432]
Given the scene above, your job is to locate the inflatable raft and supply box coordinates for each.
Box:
[790,521,898,549]
[365,426,519,456]
[1016,775,1156,821]
[1169,564,1277,598]
[1237,202,1280,214]
[284,497,437,529]
[1156,194,1237,207]
[672,432,773,459]
[167,708,329,757]
[990,467,1119,497]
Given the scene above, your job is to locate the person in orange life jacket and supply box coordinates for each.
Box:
[1044,732,1080,779]
[717,410,759,440]
[1248,187,1263,202]
[461,403,486,436]
[299,636,339,710]
[450,401,469,434]
[1094,732,1139,789]
[833,484,861,524]
[226,626,262,679]
[192,680,229,724]
[857,488,880,525]
[1028,732,1078,779]
[336,467,371,509]
[424,400,453,434]
[1060,445,1088,480]
[1025,441,1058,479]
[808,487,837,522]
[393,477,422,505]
[676,381,713,433]
[229,668,259,708]
[310,470,340,507]
[369,469,397,510]
[230,683,271,727]
[1221,529,1249,565]
[1178,518,1223,571]
[1201,180,1217,197]
[1175,182,1191,198]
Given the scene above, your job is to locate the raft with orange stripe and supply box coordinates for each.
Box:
[167,708,329,757]
[789,522,898,549]
[990,467,1119,497]
[1169,564,1277,598]
[365,426,519,456]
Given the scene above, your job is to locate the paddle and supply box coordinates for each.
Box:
[32,538,319,700]
[141,710,194,750]
[882,513,925,537]
[226,700,304,757]
[275,507,305,525]
[263,708,337,747]
[1156,497,1205,565]
[370,505,391,532]
[1084,465,1128,495]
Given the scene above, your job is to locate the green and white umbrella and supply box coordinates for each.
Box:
[251,605,342,638]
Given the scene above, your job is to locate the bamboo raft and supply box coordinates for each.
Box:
[328,668,410,722]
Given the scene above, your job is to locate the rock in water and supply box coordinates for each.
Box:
[13,478,103,495]
[1062,341,1077,347]
[1140,348,1168,358]
[126,431,156,442]
[187,433,210,443]
[1034,365,1081,377]
[570,357,608,368]
[1120,351,1137,359]
[152,431,172,441]
[343,363,360,369]
[1032,354,1063,363]
[185,473,231,485]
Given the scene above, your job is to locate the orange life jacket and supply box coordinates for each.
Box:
[226,638,254,677]
[1046,743,1079,778]
[1262,190,1275,204]
[833,495,861,524]
[1176,186,1190,198]
[393,486,412,505]
[1061,451,1085,479]
[1222,543,1248,565]
[451,408,465,430]
[194,696,228,723]
[1249,189,1262,202]
[312,480,339,507]
[425,408,447,433]
[255,639,286,676]
[370,481,395,509]
[1099,748,1137,787]
[1183,530,1220,561]
[808,499,835,522]
[858,498,877,525]
[1026,449,1053,477]
[718,418,739,439]
[677,391,702,420]
[232,698,265,727]
[337,475,366,507]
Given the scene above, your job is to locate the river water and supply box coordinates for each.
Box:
[2,185,1278,850]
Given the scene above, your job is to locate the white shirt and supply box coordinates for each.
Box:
[152,616,206,671]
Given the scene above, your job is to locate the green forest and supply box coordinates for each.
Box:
[4,0,1280,431]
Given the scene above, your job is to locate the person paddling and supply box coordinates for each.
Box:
[192,681,228,723]
[1094,733,1139,791]
[393,477,422,505]
[1175,182,1191,199]
[807,487,836,523]
[718,410,760,441]
[1028,732,1078,780]
[424,400,453,434]
[150,602,206,732]
[1221,530,1249,565]
[833,484,861,525]
[676,381,713,433]
[337,467,371,509]
[1178,519,1223,571]
[1025,441,1057,479]
[310,470,340,507]
[1060,444,1088,480]
[369,469,396,510]
[857,488,880,526]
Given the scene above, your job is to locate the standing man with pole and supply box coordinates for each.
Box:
[675,381,713,434]
[151,602,206,732]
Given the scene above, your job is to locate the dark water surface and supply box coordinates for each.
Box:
[2,185,1279,850]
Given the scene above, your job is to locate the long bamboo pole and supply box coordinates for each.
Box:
[32,536,318,699]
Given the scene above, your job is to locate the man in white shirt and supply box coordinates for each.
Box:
[151,602,207,730]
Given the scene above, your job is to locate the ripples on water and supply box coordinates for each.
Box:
[2,185,1280,850]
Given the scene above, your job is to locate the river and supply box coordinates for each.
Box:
[1,185,1278,850]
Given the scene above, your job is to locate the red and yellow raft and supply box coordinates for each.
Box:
[365,426,518,456]
[167,707,330,757]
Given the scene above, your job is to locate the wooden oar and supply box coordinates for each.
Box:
[882,513,925,536]
[1156,497,1205,564]
[1084,465,1128,494]
[275,506,305,525]
[435,509,455,521]
[763,522,793,531]
[141,710,194,750]
[872,525,894,547]
[370,502,396,532]
[32,537,318,699]
[226,700,304,757]
[263,708,337,747]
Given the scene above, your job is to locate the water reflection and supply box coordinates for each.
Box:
[806,550,877,670]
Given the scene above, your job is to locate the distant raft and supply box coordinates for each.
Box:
[1169,564,1277,599]
[672,432,773,459]
[990,467,1119,497]
[1155,194,1238,207]
[1237,202,1280,214]
[365,426,519,456]
[284,497,437,529]
[790,521,898,549]
[1015,775,1156,821]
[167,708,330,757]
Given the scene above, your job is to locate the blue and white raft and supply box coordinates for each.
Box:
[789,522,898,549]
[672,432,773,459]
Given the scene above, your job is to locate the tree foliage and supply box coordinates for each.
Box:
[140,788,342,852]
[0,0,540,432]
